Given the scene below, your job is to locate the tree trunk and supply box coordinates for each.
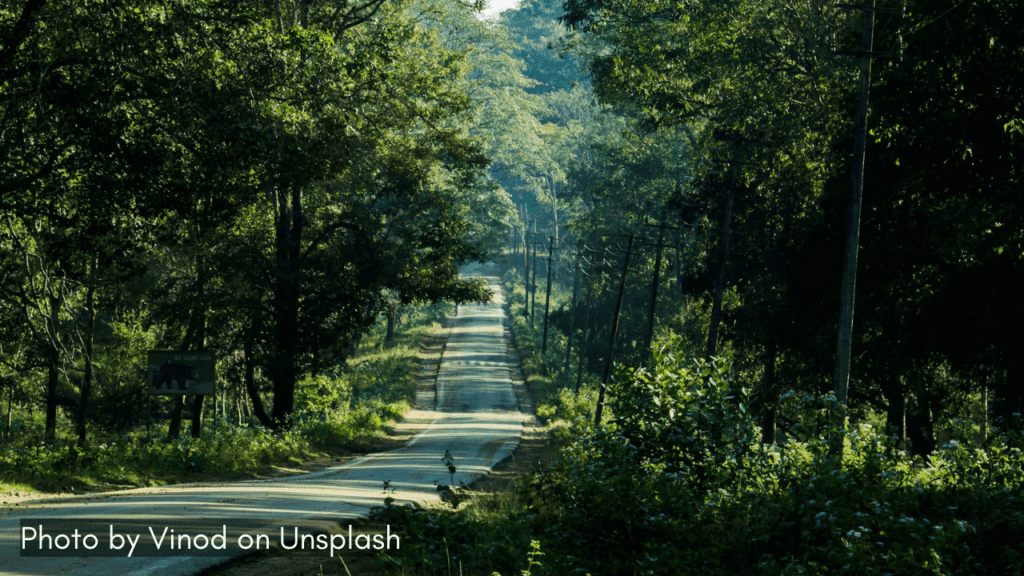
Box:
[236,388,243,426]
[542,236,555,354]
[5,383,14,436]
[271,186,302,428]
[44,293,61,443]
[385,302,397,345]
[596,235,633,427]
[522,209,529,278]
[645,214,667,358]
[565,252,581,372]
[980,384,988,445]
[76,277,96,447]
[167,396,186,440]
[575,275,593,394]
[906,396,935,459]
[760,347,778,444]
[883,381,906,448]
[993,369,1022,433]
[245,323,275,429]
[530,230,538,325]
[706,165,737,360]
[190,395,204,438]
[5,385,13,439]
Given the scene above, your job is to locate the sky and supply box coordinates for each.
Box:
[480,0,520,20]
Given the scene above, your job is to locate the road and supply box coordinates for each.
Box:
[0,264,524,576]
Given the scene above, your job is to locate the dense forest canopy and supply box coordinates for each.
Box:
[2,0,1024,573]
[544,0,1023,454]
[0,0,506,439]
[0,0,1019,458]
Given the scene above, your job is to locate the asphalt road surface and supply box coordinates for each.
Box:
[0,264,524,576]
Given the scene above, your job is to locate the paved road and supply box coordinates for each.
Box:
[0,264,524,576]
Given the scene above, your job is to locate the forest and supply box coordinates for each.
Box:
[2,0,1023,574]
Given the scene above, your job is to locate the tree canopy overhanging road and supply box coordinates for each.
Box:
[2,0,1023,573]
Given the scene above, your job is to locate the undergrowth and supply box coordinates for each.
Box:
[0,303,448,497]
[374,286,1024,575]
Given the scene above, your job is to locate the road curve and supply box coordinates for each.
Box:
[0,264,524,576]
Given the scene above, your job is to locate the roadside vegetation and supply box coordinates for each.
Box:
[0,303,449,500]
[375,277,1024,575]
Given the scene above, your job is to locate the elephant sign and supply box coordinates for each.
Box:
[148,351,215,395]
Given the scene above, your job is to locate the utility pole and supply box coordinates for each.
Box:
[576,267,593,394]
[523,223,531,318]
[521,208,529,277]
[565,249,582,372]
[530,231,539,327]
[596,234,633,427]
[833,0,901,456]
[542,235,556,354]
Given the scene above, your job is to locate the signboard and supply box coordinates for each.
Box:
[147,351,215,395]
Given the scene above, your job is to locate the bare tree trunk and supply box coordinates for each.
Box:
[190,394,205,438]
[542,236,555,354]
[565,251,581,372]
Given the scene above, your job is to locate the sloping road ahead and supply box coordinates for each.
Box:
[0,264,524,576]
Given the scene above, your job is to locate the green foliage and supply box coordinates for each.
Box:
[293,347,416,447]
[0,422,312,486]
[501,267,593,423]
[0,305,436,492]
[370,499,535,575]
[516,351,1024,575]
[610,339,756,489]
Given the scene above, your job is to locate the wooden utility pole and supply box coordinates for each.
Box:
[542,235,556,354]
[833,0,900,455]
[530,235,539,326]
[523,224,531,318]
[596,234,634,427]
[521,209,529,277]
[565,249,582,372]
[576,269,593,394]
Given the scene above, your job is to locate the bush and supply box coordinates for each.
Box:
[513,345,1024,575]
